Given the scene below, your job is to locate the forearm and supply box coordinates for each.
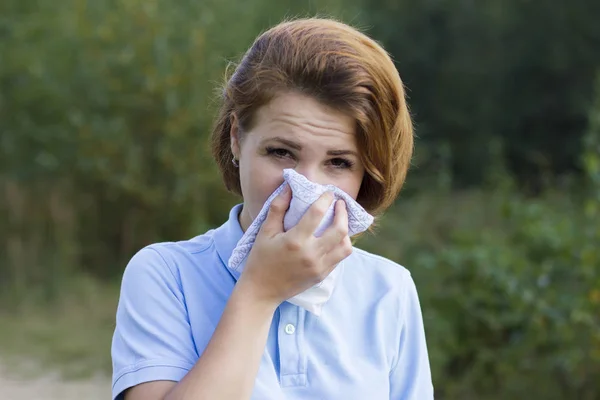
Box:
[164,283,277,400]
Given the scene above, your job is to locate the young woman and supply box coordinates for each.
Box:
[111,17,434,400]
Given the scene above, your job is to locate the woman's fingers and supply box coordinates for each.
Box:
[318,200,352,270]
[318,200,348,251]
[260,185,291,237]
[290,191,335,238]
[322,235,353,269]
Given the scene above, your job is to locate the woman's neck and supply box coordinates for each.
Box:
[237,205,252,233]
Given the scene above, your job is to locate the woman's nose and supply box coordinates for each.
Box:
[294,165,323,185]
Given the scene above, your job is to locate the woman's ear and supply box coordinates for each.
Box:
[230,113,240,159]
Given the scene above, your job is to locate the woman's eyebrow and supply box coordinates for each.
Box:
[263,137,358,156]
[264,137,302,151]
[327,149,358,157]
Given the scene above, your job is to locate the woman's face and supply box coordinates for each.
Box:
[231,91,365,231]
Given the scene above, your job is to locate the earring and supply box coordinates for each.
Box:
[232,156,239,167]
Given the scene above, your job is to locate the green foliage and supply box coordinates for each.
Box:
[360,0,600,189]
[361,189,599,399]
[0,0,357,294]
[583,74,600,214]
[360,78,600,399]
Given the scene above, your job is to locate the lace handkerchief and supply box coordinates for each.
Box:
[228,168,374,315]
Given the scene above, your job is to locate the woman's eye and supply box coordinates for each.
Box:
[266,147,292,158]
[330,158,354,169]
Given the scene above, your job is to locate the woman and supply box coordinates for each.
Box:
[111,17,434,400]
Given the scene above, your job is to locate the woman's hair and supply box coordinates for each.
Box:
[211,17,413,216]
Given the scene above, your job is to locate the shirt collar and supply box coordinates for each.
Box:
[213,203,245,280]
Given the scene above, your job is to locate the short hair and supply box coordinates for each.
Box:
[210,17,413,216]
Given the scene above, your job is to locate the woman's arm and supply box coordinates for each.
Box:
[125,284,277,400]
[388,273,434,400]
[120,188,351,400]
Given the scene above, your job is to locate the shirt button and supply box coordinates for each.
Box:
[284,324,296,335]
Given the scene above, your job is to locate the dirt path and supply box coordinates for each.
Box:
[0,359,110,400]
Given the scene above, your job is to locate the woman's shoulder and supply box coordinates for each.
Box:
[147,230,216,257]
[341,246,416,299]
[121,229,219,281]
[348,246,412,280]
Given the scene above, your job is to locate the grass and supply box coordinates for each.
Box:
[0,275,119,380]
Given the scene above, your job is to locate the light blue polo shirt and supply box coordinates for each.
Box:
[111,204,434,399]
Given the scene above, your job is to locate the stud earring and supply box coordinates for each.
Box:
[232,156,239,167]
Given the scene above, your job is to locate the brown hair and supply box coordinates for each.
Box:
[210,17,413,216]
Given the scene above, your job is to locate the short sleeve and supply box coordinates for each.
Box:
[389,273,434,399]
[111,246,197,400]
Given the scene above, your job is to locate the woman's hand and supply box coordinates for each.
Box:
[236,185,353,306]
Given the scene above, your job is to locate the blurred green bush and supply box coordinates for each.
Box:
[364,189,599,399]
[361,76,600,399]
[360,0,600,189]
[0,0,350,292]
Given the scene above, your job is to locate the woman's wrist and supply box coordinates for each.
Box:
[231,277,280,316]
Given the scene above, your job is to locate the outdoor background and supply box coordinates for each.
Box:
[1,0,600,399]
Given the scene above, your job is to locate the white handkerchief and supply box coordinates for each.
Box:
[228,168,374,316]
